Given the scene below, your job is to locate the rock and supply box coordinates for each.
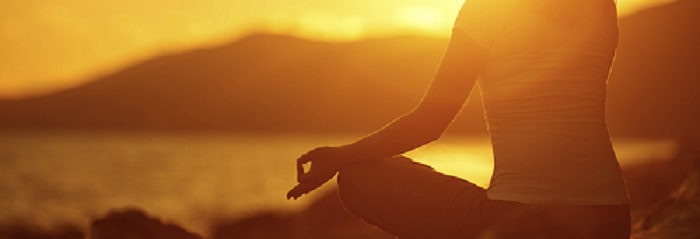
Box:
[631,130,700,238]
[0,224,83,239]
[90,208,202,239]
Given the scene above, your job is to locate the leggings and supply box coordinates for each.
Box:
[336,156,631,239]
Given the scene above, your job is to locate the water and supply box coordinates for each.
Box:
[0,131,677,234]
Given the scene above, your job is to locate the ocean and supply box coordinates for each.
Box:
[0,131,677,234]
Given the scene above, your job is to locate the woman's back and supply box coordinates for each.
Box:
[455,0,628,204]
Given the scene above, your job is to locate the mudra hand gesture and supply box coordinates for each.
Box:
[286,146,349,200]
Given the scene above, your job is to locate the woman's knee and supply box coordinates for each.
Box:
[336,158,387,210]
[336,156,431,214]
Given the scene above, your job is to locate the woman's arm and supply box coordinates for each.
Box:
[288,29,488,199]
[338,29,488,162]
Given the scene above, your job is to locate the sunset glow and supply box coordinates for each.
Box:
[395,5,448,34]
[0,0,696,235]
[0,0,677,98]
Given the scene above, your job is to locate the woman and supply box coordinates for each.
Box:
[287,0,630,238]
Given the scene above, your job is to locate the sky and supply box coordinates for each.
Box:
[0,0,677,99]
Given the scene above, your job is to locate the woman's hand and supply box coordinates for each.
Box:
[286,146,349,200]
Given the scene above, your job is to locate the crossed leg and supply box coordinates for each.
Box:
[336,156,517,239]
[336,156,631,239]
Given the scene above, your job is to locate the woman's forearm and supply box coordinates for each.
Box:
[337,106,449,164]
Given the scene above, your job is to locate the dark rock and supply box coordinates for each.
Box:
[631,129,700,238]
[0,224,84,239]
[90,208,202,239]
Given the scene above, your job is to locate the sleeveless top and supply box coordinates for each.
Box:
[454,0,629,205]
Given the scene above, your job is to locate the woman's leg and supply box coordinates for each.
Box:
[481,204,631,239]
[336,156,501,239]
[336,156,631,239]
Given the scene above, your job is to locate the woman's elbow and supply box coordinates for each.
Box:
[406,107,454,143]
[417,121,449,143]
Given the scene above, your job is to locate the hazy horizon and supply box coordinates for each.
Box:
[0,0,677,99]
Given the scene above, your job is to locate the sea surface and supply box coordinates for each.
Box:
[0,131,677,234]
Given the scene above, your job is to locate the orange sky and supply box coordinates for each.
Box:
[0,0,676,98]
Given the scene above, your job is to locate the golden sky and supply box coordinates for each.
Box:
[0,0,676,98]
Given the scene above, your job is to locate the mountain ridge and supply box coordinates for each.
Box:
[1,0,698,136]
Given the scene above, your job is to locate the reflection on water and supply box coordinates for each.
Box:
[0,131,677,233]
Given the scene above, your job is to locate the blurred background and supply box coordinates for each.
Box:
[0,0,698,238]
[0,0,678,98]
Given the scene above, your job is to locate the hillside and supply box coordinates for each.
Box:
[0,36,467,133]
[606,0,700,137]
[1,0,698,136]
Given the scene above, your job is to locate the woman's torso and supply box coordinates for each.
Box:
[455,0,629,205]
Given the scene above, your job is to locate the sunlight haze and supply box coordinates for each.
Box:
[0,0,676,98]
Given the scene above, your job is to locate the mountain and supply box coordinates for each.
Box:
[0,35,471,134]
[606,0,700,137]
[1,0,698,136]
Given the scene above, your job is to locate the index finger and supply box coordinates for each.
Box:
[296,158,305,182]
[296,154,312,182]
[297,152,314,164]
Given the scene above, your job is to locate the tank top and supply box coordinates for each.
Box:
[454,0,629,205]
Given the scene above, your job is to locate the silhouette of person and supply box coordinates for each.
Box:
[288,0,630,238]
